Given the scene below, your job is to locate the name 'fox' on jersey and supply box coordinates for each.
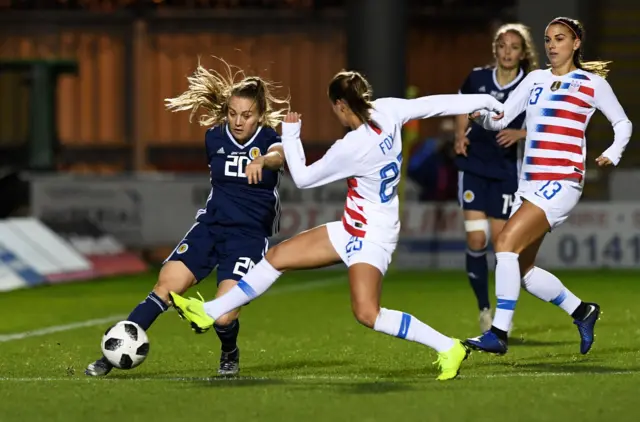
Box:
[281,94,504,245]
[475,68,632,185]
[196,125,283,237]
[456,66,527,180]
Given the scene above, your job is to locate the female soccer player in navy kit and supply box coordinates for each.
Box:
[86,59,289,377]
[454,23,539,332]
[170,70,504,381]
[466,17,632,355]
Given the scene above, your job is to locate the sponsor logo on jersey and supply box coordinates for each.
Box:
[249,147,261,160]
[463,190,475,203]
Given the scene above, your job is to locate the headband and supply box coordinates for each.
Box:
[548,19,580,39]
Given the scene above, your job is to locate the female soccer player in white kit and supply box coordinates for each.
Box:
[465,17,632,355]
[170,70,504,381]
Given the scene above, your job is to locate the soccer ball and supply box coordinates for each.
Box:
[101,321,150,369]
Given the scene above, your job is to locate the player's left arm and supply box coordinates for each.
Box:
[594,78,633,167]
[246,141,285,185]
[376,94,503,126]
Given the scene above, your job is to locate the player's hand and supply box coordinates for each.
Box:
[496,129,524,148]
[491,112,505,121]
[246,157,265,184]
[595,155,613,167]
[454,136,470,157]
[283,112,301,123]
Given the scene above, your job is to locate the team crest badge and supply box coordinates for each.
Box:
[249,147,261,160]
[463,190,475,203]
[550,81,562,92]
[568,80,581,93]
[177,243,189,254]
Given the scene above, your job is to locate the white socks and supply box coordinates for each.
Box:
[203,259,282,320]
[373,308,455,352]
[522,266,581,315]
[493,252,521,332]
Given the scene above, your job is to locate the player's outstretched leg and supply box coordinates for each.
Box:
[349,263,469,381]
[521,266,600,354]
[85,261,195,376]
[171,225,342,332]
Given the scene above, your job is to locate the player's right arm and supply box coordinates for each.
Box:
[281,113,363,189]
[472,70,540,131]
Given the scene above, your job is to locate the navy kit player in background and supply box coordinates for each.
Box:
[454,23,539,332]
[85,58,289,377]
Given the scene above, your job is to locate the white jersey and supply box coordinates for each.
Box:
[281,94,504,244]
[476,68,632,185]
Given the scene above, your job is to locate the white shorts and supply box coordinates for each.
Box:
[326,221,396,275]
[510,179,582,230]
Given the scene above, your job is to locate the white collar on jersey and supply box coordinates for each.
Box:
[492,67,524,90]
[225,124,263,149]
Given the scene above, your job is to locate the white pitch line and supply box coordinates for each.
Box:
[0,315,128,343]
[0,276,345,344]
[0,371,636,383]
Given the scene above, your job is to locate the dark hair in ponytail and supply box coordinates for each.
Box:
[328,70,373,123]
[547,17,611,78]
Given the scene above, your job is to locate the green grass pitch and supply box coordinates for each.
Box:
[0,269,638,421]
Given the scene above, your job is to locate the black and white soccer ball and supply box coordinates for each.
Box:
[101,321,150,370]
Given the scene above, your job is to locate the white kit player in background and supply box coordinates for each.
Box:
[169,70,504,381]
[465,17,632,356]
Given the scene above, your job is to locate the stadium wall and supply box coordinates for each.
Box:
[0,13,492,151]
[30,175,640,270]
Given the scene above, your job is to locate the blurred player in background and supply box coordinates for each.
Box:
[454,23,539,332]
[86,59,289,377]
[465,17,632,355]
[170,70,504,381]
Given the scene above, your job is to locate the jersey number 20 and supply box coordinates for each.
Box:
[225,156,251,178]
[379,153,403,203]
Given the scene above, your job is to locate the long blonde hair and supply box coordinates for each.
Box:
[547,17,611,78]
[493,23,539,74]
[165,57,290,128]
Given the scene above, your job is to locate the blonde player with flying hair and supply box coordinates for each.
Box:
[87,59,289,377]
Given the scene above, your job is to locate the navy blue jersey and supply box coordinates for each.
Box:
[455,66,526,180]
[196,124,282,237]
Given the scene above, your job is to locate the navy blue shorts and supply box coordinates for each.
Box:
[458,171,518,220]
[165,223,268,284]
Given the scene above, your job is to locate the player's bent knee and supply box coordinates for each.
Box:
[264,246,286,272]
[494,231,516,253]
[464,219,489,250]
[215,310,240,326]
[154,261,196,301]
[352,305,379,328]
[466,232,487,251]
